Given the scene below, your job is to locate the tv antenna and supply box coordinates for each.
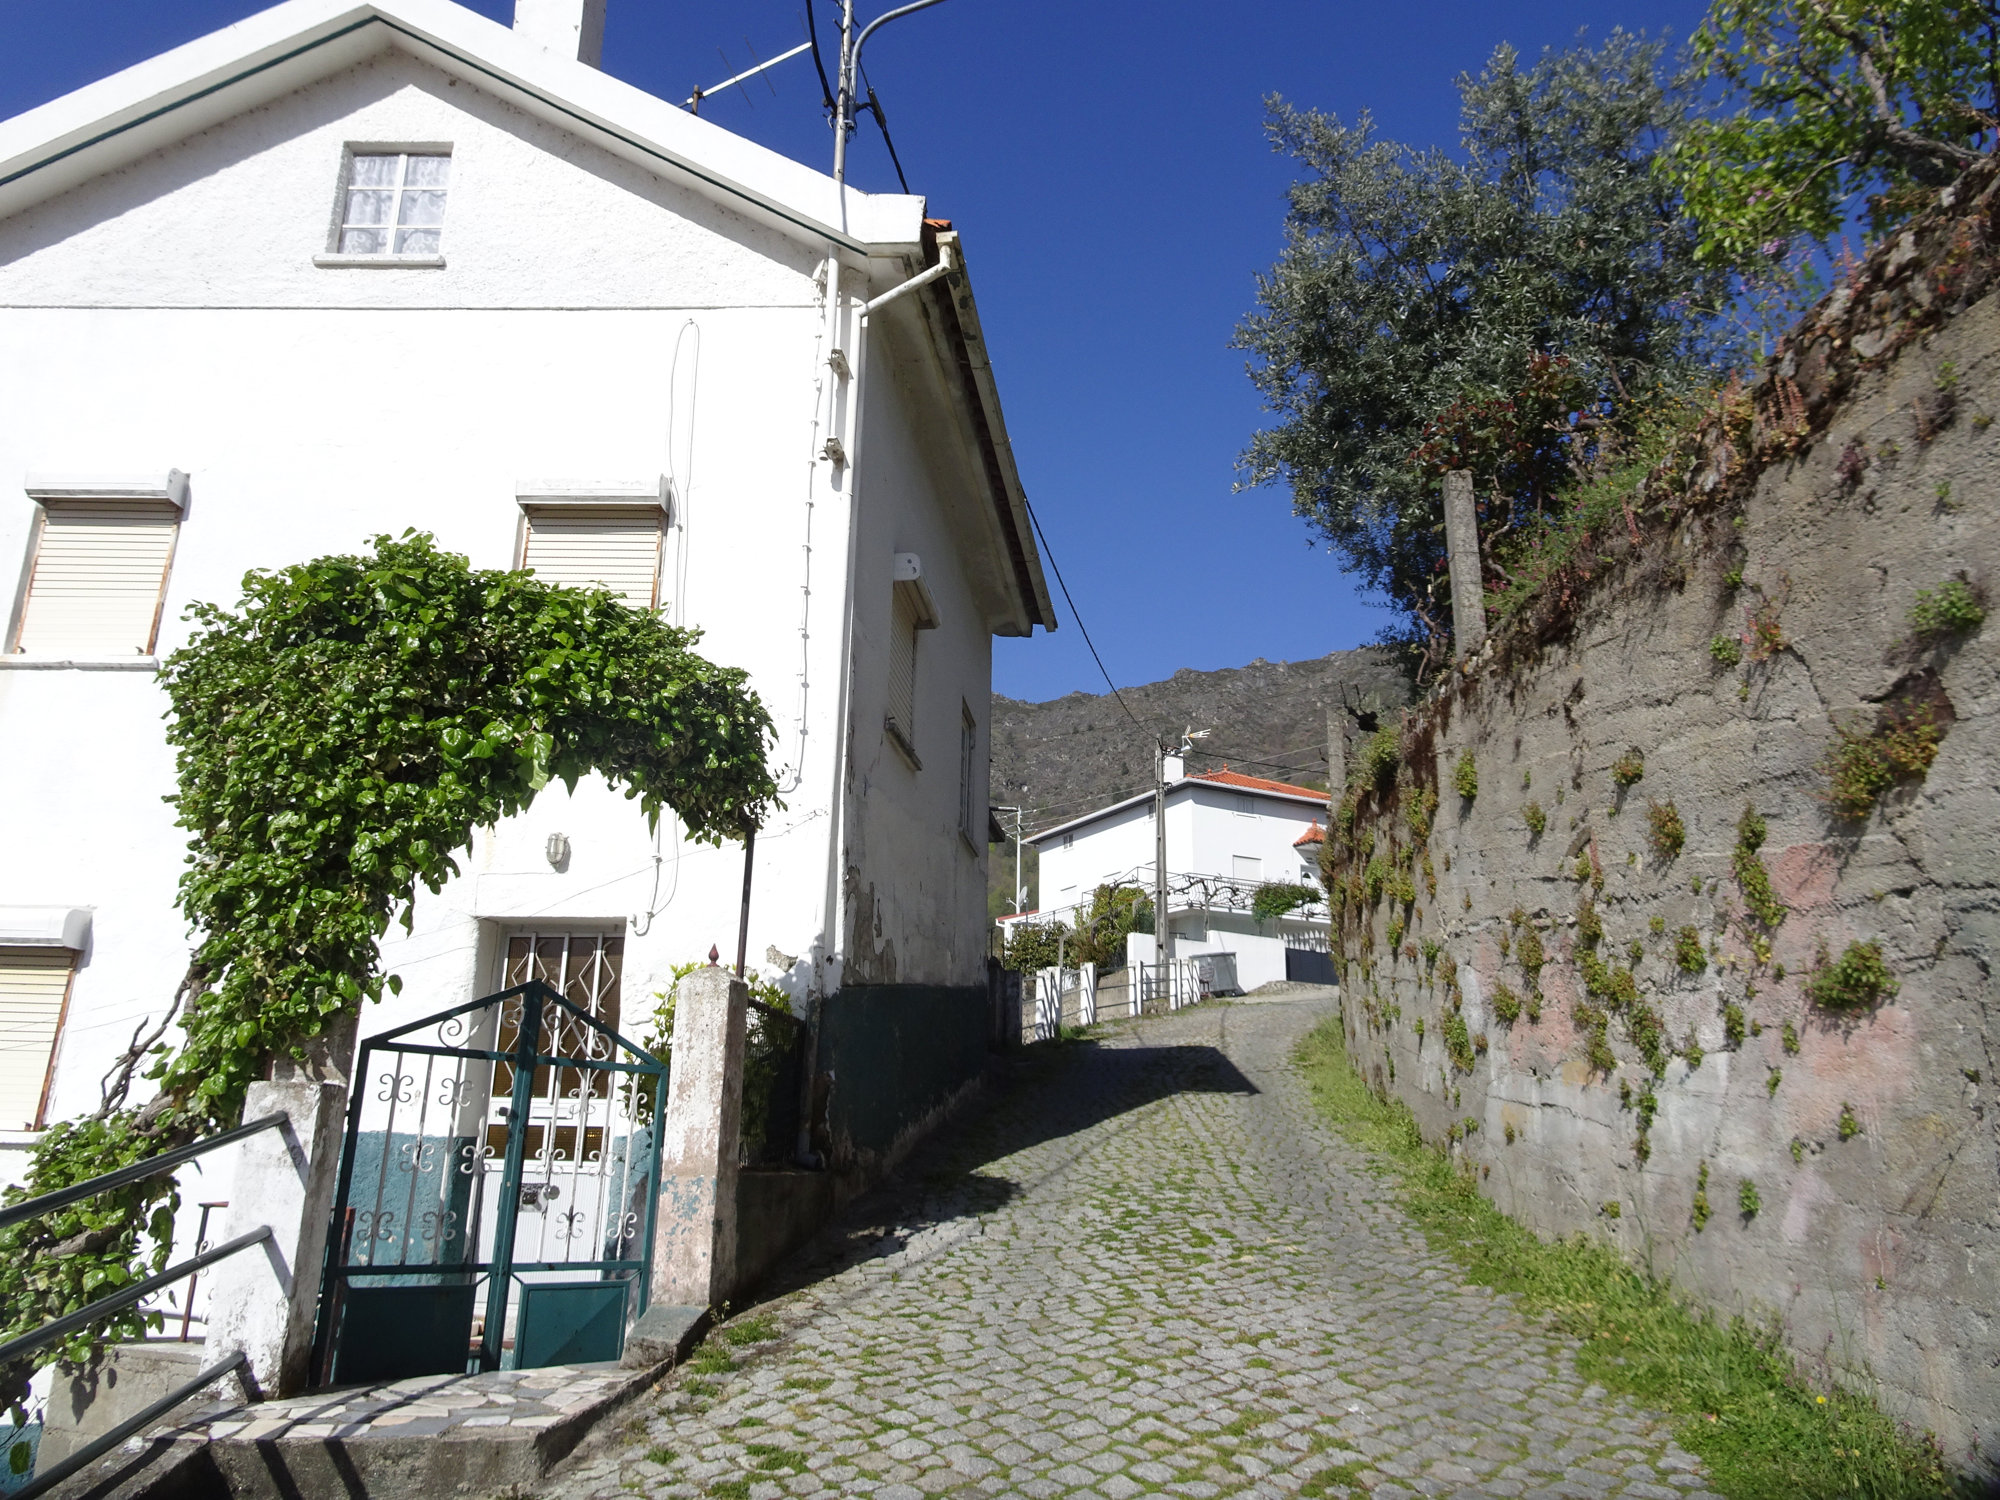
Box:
[830,0,950,187]
[686,40,814,114]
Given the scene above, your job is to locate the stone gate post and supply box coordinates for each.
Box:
[202,1078,348,1397]
[648,966,747,1312]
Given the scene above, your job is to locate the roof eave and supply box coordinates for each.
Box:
[920,229,1056,636]
[1028,778,1327,845]
[0,0,924,253]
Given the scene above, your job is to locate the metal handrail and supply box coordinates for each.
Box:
[0,1228,272,1368]
[0,1112,286,1232]
[15,1351,246,1500]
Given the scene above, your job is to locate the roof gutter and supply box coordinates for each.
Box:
[920,230,1056,633]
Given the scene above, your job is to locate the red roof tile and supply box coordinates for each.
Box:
[1293,821,1325,847]
[1192,768,1326,799]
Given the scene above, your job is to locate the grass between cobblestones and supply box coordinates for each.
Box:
[1294,1018,1967,1500]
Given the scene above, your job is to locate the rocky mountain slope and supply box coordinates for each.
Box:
[992,648,1410,836]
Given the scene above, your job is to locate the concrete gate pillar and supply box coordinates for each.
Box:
[202,1078,348,1397]
[648,966,747,1312]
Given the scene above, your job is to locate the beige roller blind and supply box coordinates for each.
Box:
[14,501,180,656]
[887,587,918,744]
[0,949,74,1131]
[521,506,663,609]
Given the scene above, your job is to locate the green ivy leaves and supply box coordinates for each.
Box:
[0,532,775,1416]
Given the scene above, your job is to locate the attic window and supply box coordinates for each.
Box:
[335,151,451,257]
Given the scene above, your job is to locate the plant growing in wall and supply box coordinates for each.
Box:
[1406,785,1440,841]
[1454,750,1478,801]
[1806,940,1899,1010]
[0,533,777,1417]
[1732,806,1787,927]
[1646,799,1686,859]
[1611,749,1646,788]
[1524,800,1548,837]
[1818,701,1946,821]
[1674,925,1707,972]
[1908,577,1985,641]
[1441,1010,1476,1073]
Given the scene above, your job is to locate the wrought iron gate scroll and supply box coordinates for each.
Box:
[313,980,667,1386]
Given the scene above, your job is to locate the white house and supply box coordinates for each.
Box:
[0,0,1054,1179]
[1003,762,1334,993]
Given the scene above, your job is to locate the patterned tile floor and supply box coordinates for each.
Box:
[149,1362,647,1444]
[540,995,1720,1500]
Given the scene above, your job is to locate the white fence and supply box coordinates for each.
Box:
[1027,958,1210,1042]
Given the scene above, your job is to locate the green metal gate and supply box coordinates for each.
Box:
[312,979,667,1385]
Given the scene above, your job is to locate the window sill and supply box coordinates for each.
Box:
[0,655,159,672]
[312,254,446,270]
[884,719,922,770]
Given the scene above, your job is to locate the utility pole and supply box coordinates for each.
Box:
[831,0,949,189]
[1153,740,1170,1006]
[1013,806,1025,915]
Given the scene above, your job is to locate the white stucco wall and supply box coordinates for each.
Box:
[0,45,1007,1156]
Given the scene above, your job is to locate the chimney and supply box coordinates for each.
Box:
[513,0,607,66]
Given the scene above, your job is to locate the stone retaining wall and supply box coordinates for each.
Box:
[1328,172,2000,1469]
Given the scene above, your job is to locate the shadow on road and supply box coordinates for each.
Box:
[757,1039,1255,1303]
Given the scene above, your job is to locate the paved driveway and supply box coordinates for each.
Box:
[543,996,1717,1500]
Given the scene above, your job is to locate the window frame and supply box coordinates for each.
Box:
[7,471,188,664]
[958,702,979,852]
[0,946,78,1133]
[513,480,672,611]
[885,554,939,768]
[316,143,454,269]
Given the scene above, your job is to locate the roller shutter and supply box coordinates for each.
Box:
[0,949,74,1131]
[14,502,179,656]
[521,507,663,609]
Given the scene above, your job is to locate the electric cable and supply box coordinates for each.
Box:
[861,75,911,193]
[1021,495,1150,735]
[803,0,836,116]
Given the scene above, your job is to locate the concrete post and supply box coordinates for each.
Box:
[1326,706,1346,799]
[1442,470,1488,660]
[649,967,746,1312]
[202,1080,347,1398]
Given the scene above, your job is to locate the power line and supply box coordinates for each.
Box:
[1022,496,1149,736]
[860,75,910,194]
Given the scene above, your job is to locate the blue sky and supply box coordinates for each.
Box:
[2,0,1711,702]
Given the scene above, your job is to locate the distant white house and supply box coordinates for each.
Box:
[1000,761,1334,992]
[0,0,1055,1171]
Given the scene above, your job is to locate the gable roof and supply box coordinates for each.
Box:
[1191,768,1325,799]
[0,0,1057,633]
[1028,766,1329,846]
[0,0,917,251]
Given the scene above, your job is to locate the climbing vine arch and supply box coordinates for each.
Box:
[0,532,776,1411]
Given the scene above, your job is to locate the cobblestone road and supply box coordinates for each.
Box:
[544,996,1718,1500]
